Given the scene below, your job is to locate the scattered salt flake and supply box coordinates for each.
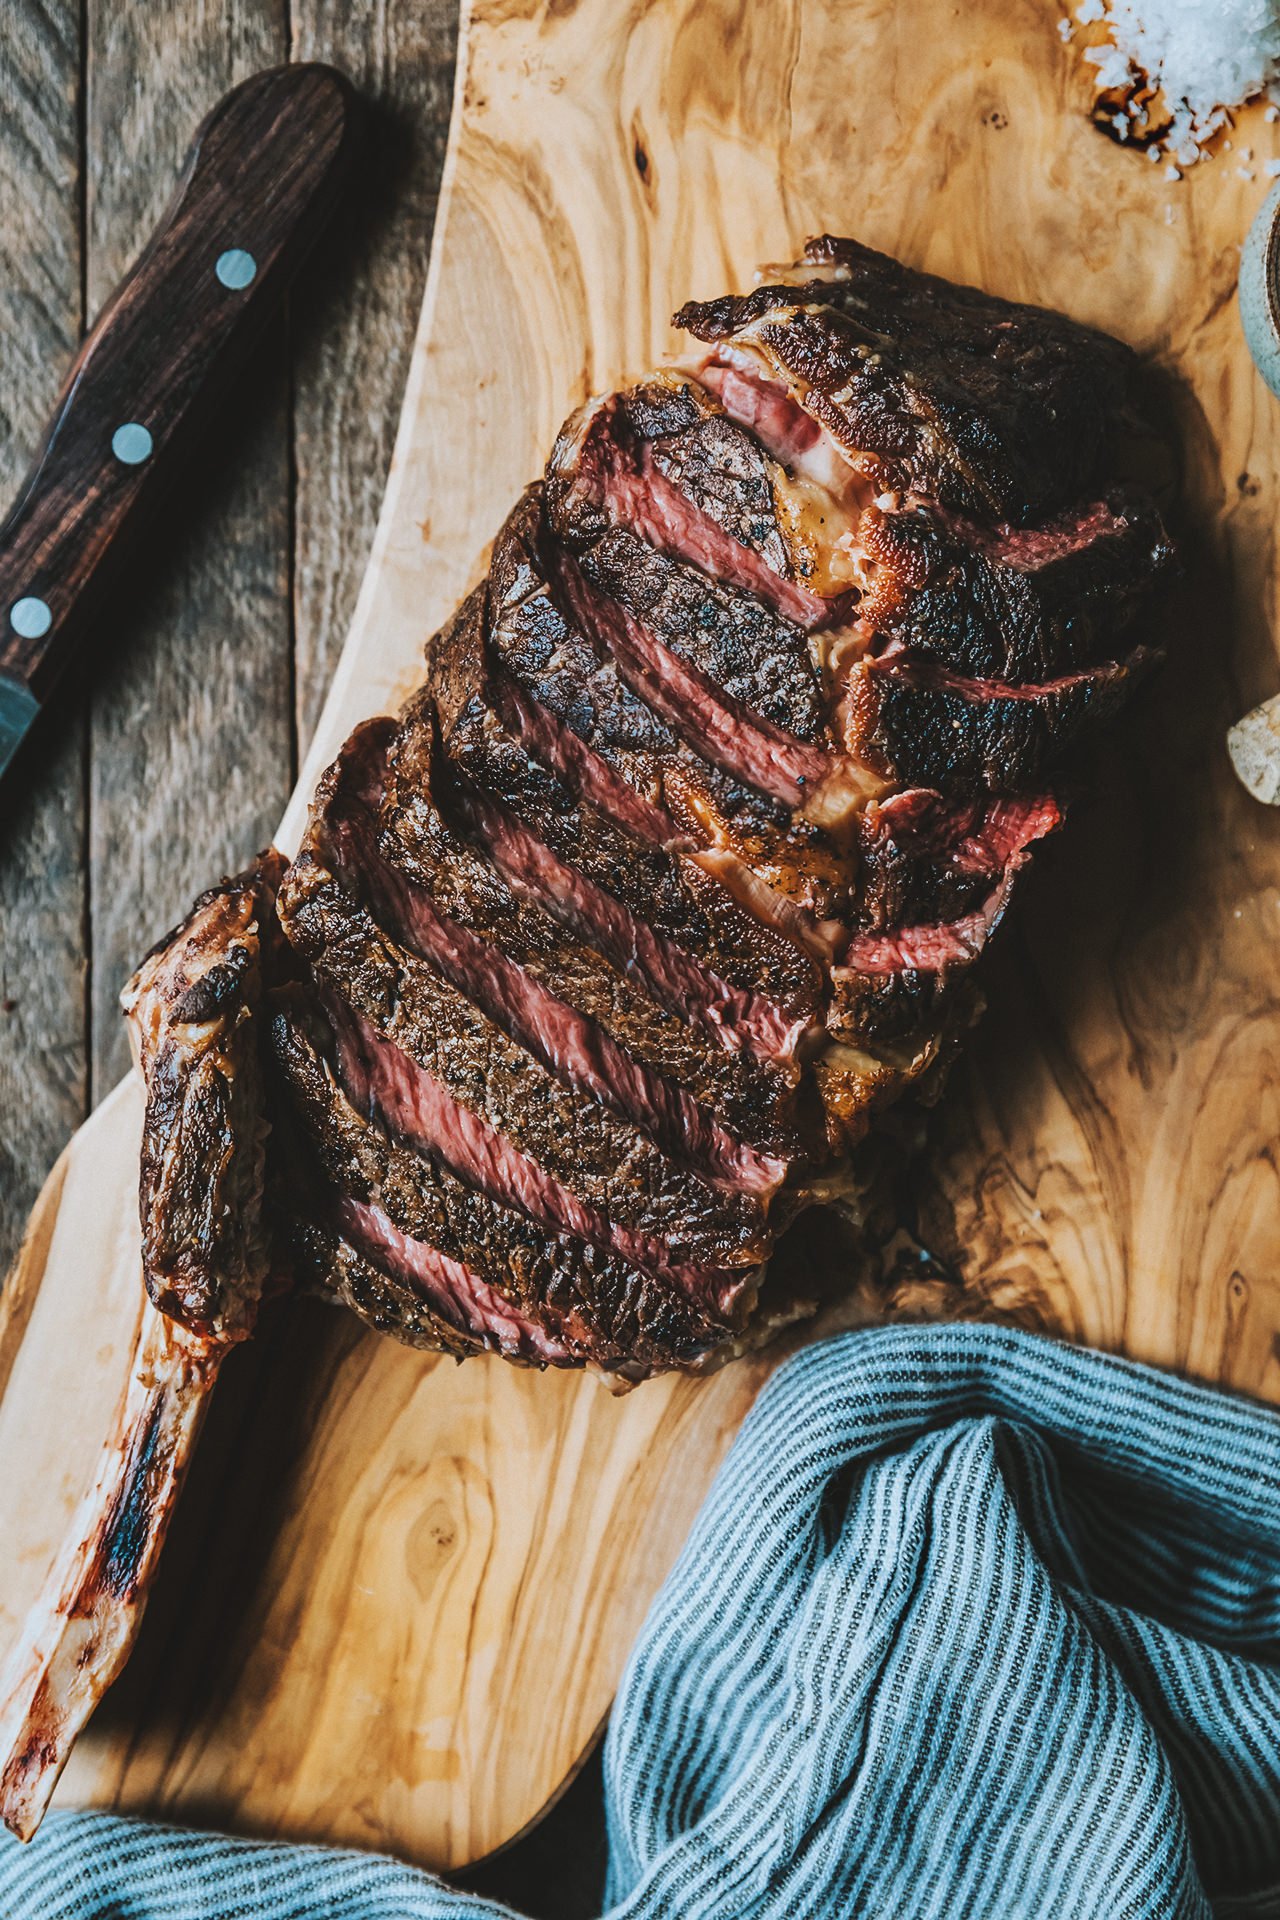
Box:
[1266,157,1280,174]
[1269,104,1280,120]
[1069,0,1280,160]
[1147,143,1162,161]
[1238,164,1257,179]
[1241,146,1254,160]
[1164,203,1177,222]
[1164,162,1181,179]
[1058,16,1073,39]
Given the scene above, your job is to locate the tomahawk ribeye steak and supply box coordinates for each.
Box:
[0,237,1175,1840]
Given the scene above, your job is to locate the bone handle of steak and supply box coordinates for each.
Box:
[0,1305,226,1842]
[0,63,358,785]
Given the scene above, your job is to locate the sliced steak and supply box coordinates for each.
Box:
[277,773,773,1272]
[553,534,832,811]
[433,576,825,1051]
[120,851,285,1342]
[675,234,1139,523]
[383,694,812,1161]
[279,1213,486,1363]
[328,716,793,1193]
[858,494,1175,683]
[269,1007,730,1373]
[485,490,864,909]
[852,789,1062,931]
[841,647,1157,796]
[546,378,859,629]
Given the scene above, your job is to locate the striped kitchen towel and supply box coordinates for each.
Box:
[2,1322,1278,1918]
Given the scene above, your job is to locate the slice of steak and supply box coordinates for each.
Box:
[828,791,1062,1043]
[119,851,285,1343]
[675,234,1139,523]
[485,489,861,918]
[327,715,792,1194]
[841,647,1157,796]
[553,534,835,812]
[433,576,825,1052]
[858,494,1175,683]
[546,378,859,629]
[278,1213,485,1363]
[383,695,812,1162]
[277,768,773,1271]
[852,790,1062,931]
[269,1007,730,1374]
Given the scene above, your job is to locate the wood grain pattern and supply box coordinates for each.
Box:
[3,0,1280,1876]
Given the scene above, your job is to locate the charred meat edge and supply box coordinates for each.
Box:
[120,852,284,1342]
[270,1005,734,1370]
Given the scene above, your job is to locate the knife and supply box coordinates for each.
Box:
[0,63,358,790]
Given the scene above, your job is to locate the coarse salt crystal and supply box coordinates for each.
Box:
[1267,157,1280,174]
[1164,162,1180,179]
[1070,0,1280,161]
[1058,16,1073,40]
[1269,105,1280,120]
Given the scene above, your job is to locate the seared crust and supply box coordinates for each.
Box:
[560,525,829,743]
[383,692,810,1157]
[120,851,285,1342]
[277,741,772,1267]
[269,1006,730,1371]
[843,648,1158,796]
[675,235,1139,524]
[859,494,1175,682]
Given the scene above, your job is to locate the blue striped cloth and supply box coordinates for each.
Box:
[2,1324,1278,1917]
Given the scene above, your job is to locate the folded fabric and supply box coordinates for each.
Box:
[2,1323,1278,1919]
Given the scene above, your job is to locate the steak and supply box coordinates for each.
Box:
[675,234,1139,523]
[269,1006,731,1373]
[383,694,813,1162]
[3,238,1177,1841]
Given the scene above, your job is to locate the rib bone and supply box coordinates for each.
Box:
[0,1304,226,1841]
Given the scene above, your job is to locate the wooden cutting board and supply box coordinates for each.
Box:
[3,0,1280,1873]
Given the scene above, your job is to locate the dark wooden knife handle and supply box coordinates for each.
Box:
[0,63,357,704]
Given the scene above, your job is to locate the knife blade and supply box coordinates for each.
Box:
[0,62,357,797]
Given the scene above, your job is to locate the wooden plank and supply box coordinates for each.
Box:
[0,3,87,1275]
[3,0,1280,1876]
[84,1,293,1096]
[290,0,460,748]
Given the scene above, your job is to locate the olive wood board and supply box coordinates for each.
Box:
[3,0,1280,1874]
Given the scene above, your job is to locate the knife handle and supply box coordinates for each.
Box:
[0,63,357,706]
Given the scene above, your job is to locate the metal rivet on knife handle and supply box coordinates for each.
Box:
[111,423,153,465]
[216,248,258,290]
[9,598,51,641]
